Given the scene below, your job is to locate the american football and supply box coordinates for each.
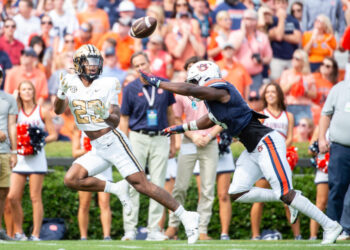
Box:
[129,16,157,39]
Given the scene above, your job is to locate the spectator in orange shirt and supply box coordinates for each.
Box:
[216,43,252,100]
[207,10,233,62]
[302,14,337,72]
[98,17,142,70]
[4,48,48,105]
[145,35,173,79]
[279,49,317,125]
[165,0,205,71]
[312,57,339,107]
[74,22,99,49]
[76,0,110,36]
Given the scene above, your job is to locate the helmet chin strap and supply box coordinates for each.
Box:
[81,73,99,82]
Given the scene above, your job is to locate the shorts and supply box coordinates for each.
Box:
[73,129,142,178]
[166,158,177,180]
[193,149,235,175]
[0,154,11,187]
[314,169,328,184]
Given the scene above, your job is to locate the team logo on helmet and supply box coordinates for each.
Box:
[197,63,208,72]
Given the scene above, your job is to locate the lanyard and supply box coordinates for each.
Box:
[142,86,156,108]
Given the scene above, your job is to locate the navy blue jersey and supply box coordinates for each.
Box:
[204,79,272,152]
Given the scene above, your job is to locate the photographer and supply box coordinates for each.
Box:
[229,9,272,108]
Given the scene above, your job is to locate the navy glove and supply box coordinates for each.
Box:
[140,70,161,87]
[161,125,185,137]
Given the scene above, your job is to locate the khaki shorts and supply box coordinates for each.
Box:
[0,154,11,187]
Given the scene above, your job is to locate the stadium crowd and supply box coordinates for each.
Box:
[0,0,349,242]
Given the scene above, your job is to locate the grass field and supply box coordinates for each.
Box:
[0,240,349,250]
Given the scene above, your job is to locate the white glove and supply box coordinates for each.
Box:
[57,72,69,100]
[92,102,110,120]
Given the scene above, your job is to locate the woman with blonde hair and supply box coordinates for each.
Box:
[207,11,233,62]
[7,81,57,241]
[302,14,337,72]
[146,4,168,37]
[279,49,317,125]
[257,5,273,34]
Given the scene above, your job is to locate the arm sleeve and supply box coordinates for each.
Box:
[8,95,18,115]
[120,86,131,115]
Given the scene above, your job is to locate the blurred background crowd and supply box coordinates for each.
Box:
[0,0,349,242]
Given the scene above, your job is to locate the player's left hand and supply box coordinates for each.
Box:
[92,102,110,120]
[161,125,185,136]
[140,71,161,87]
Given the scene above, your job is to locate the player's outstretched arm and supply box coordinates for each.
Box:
[162,114,215,136]
[140,71,230,103]
[54,98,68,115]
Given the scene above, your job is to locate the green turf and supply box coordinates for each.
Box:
[0,240,349,250]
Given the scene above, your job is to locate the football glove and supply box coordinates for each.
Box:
[140,71,161,87]
[161,125,185,136]
[57,72,70,100]
[92,102,110,120]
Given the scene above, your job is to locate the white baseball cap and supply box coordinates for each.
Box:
[118,1,136,12]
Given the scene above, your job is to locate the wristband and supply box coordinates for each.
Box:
[182,123,189,131]
[57,89,66,100]
[10,150,17,154]
[189,120,198,130]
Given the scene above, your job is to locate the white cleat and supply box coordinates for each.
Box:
[121,230,136,241]
[322,222,343,244]
[181,211,199,244]
[114,179,132,216]
[146,230,169,241]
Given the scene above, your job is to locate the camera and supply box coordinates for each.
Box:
[252,53,262,64]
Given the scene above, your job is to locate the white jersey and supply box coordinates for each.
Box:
[263,109,289,138]
[14,105,48,174]
[17,105,45,129]
[64,74,121,131]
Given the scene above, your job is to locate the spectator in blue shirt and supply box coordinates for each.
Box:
[212,0,247,30]
[268,0,302,82]
[97,0,122,27]
[101,46,127,85]
[0,51,13,90]
[119,51,176,241]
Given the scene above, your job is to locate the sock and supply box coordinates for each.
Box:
[174,205,185,220]
[104,181,112,193]
[235,187,279,203]
[290,193,336,229]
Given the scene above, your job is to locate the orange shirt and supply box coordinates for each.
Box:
[312,72,334,107]
[4,66,48,100]
[302,31,337,63]
[207,31,222,62]
[216,59,252,98]
[131,0,150,9]
[97,32,136,70]
[76,9,110,35]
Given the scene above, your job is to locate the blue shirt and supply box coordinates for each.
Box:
[269,15,300,60]
[0,51,12,90]
[212,2,247,30]
[101,66,127,84]
[98,0,121,27]
[121,78,176,131]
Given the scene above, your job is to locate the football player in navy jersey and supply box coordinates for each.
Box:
[140,60,342,244]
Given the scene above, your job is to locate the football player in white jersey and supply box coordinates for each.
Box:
[53,44,199,244]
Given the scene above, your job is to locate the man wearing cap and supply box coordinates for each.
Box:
[119,51,176,241]
[101,46,127,85]
[145,35,173,79]
[4,48,48,105]
[0,66,18,240]
[77,0,110,35]
[216,42,252,100]
[0,18,25,66]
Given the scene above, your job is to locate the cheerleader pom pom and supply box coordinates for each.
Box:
[28,125,46,155]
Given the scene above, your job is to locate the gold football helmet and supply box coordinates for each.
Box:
[73,44,103,81]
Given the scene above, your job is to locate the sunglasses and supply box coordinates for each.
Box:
[65,39,74,44]
[292,8,302,13]
[321,62,332,69]
[299,123,308,128]
[293,56,302,61]
[176,3,187,7]
[5,25,16,29]
[41,21,52,25]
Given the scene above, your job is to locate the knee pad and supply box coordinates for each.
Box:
[280,190,296,205]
